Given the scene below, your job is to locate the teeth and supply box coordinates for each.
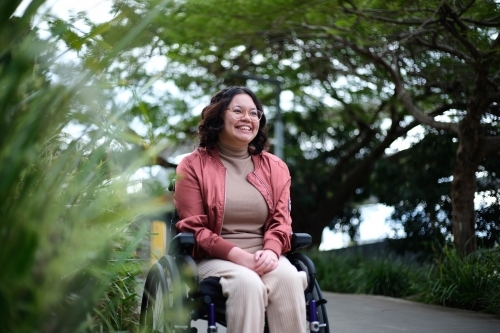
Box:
[239,126,251,131]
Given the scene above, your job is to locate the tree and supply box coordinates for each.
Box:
[309,0,500,255]
[371,129,499,260]
[107,0,500,253]
[105,0,436,245]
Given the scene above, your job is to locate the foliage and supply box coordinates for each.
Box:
[413,247,500,315]
[353,258,416,298]
[370,132,455,260]
[93,249,144,332]
[307,250,419,298]
[306,250,363,293]
[104,0,425,244]
[311,247,500,315]
[370,131,500,260]
[1,2,171,332]
[106,0,500,251]
[329,205,362,242]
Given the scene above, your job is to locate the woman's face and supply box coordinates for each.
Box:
[218,93,260,149]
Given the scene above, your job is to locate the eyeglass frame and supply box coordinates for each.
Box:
[225,107,264,122]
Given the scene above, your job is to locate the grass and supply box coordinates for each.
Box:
[307,250,420,298]
[309,246,500,315]
[413,247,500,314]
[93,246,145,332]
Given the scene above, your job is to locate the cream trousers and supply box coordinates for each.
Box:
[197,255,308,333]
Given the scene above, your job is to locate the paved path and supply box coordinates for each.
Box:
[327,292,499,333]
[192,292,500,332]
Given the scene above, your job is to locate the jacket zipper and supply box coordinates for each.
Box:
[253,171,273,209]
[218,168,227,235]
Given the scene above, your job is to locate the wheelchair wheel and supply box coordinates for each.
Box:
[310,279,330,333]
[140,255,186,333]
[288,254,330,333]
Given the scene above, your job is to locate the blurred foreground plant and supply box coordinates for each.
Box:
[92,241,145,332]
[0,1,172,332]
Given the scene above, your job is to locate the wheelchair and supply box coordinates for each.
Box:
[140,199,330,333]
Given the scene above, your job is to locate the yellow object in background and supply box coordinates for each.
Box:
[151,220,167,266]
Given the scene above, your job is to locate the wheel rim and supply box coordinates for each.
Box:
[152,281,165,332]
[141,256,185,333]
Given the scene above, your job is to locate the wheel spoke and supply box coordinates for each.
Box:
[152,282,164,332]
[140,256,185,333]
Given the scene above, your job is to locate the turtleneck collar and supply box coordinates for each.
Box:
[217,141,250,159]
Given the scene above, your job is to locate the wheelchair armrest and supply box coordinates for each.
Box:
[291,233,312,251]
[168,232,195,256]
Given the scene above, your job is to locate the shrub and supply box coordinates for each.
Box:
[306,250,362,293]
[353,258,416,297]
[414,247,500,315]
[309,250,422,297]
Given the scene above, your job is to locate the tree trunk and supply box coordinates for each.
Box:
[450,138,478,255]
[450,68,488,255]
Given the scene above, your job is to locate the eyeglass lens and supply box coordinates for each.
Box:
[229,108,262,120]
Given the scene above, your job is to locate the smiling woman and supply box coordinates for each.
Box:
[173,86,308,333]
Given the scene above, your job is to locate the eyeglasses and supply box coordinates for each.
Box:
[226,107,263,122]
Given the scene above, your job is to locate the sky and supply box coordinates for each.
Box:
[15,0,401,251]
[15,0,113,24]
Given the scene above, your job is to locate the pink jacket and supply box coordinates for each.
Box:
[174,146,292,260]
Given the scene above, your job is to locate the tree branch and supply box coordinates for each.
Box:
[415,36,474,62]
[439,3,483,60]
[318,32,460,134]
[398,91,459,134]
[462,17,500,27]
[325,127,376,187]
[342,6,441,26]
[309,113,403,224]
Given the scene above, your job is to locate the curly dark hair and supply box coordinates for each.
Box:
[198,86,269,154]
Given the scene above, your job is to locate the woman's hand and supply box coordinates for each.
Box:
[254,249,279,275]
[228,247,279,276]
[228,247,261,273]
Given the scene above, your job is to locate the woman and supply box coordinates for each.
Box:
[174,86,307,333]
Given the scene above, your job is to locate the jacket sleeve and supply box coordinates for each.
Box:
[263,163,292,256]
[174,156,235,260]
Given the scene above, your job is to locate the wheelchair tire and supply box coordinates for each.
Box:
[311,279,330,333]
[140,255,187,333]
[288,255,330,333]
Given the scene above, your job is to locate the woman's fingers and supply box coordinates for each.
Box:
[255,253,272,269]
[251,250,279,275]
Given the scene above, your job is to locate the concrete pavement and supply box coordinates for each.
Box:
[192,292,500,332]
[325,292,499,333]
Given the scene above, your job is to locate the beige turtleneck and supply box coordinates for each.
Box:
[217,142,269,251]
